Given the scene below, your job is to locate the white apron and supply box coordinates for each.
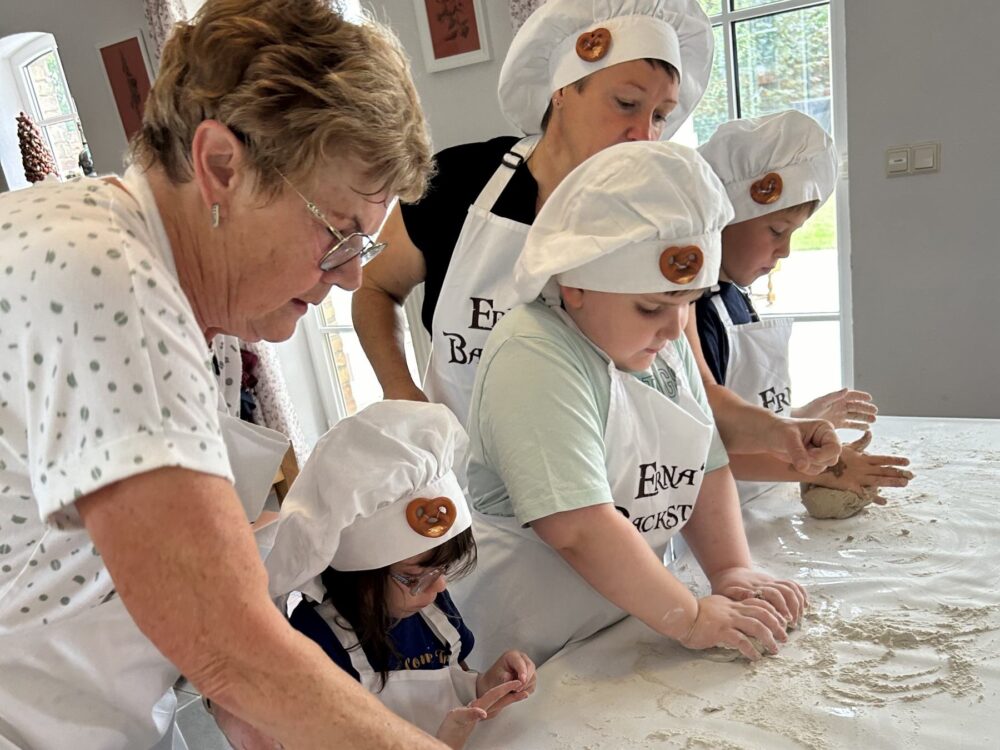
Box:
[0,170,289,750]
[711,294,793,503]
[422,137,539,426]
[314,601,479,737]
[218,395,289,523]
[0,410,287,750]
[451,313,713,669]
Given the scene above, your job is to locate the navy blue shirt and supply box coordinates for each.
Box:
[399,136,538,332]
[694,282,760,385]
[289,591,475,682]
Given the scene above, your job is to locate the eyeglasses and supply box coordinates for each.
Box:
[390,566,446,596]
[276,170,386,272]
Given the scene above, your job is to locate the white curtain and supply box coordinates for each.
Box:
[510,0,546,32]
[244,341,309,466]
[144,0,188,64]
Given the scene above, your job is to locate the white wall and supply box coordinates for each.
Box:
[843,0,1000,418]
[365,0,517,151]
[0,0,151,177]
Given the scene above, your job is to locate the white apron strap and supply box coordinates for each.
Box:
[418,602,465,658]
[710,293,737,328]
[471,136,539,212]
[313,600,378,683]
[312,601,466,679]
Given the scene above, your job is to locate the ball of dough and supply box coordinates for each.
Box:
[799,483,879,519]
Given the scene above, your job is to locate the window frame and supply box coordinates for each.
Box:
[304,287,425,426]
[702,0,853,386]
[302,305,353,427]
[11,37,83,179]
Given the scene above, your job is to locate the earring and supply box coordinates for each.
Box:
[210,203,220,229]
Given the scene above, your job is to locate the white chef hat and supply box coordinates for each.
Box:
[697,110,839,224]
[511,140,734,306]
[499,0,713,138]
[265,401,472,601]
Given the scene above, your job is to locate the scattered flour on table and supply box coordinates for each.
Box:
[799,600,995,706]
[643,730,749,749]
[622,596,997,750]
[699,638,769,662]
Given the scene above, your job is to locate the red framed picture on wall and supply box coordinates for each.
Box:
[413,0,491,72]
[98,35,153,140]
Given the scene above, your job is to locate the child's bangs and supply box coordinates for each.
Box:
[422,528,477,581]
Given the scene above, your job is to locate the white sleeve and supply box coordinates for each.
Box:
[15,197,233,527]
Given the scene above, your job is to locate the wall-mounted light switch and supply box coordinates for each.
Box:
[912,142,940,172]
[886,142,941,177]
[886,147,910,176]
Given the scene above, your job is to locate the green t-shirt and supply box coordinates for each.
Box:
[467,301,729,525]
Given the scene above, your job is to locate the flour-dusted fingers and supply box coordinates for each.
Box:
[739,597,789,642]
[519,670,537,696]
[744,585,793,627]
[848,430,874,452]
[501,649,535,687]
[732,613,780,656]
[762,578,808,624]
[474,679,524,719]
[866,468,914,489]
[843,389,874,404]
[723,585,787,629]
[482,690,530,720]
[847,395,878,416]
[722,631,768,662]
[843,418,874,431]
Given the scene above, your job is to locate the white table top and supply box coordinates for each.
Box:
[470,417,1000,749]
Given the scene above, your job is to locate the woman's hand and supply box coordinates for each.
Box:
[812,432,913,496]
[678,594,788,661]
[762,416,842,475]
[793,388,878,431]
[436,680,527,749]
[708,566,808,628]
[476,650,536,717]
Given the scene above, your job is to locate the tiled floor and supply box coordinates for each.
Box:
[174,679,231,749]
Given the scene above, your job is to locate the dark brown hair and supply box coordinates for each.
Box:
[319,528,477,691]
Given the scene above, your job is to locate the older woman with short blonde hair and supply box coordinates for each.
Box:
[0,1,444,748]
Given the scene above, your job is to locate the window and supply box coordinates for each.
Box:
[309,290,421,419]
[676,0,848,402]
[20,47,87,179]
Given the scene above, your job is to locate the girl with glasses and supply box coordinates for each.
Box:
[216,401,535,750]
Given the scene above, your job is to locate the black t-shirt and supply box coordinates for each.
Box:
[289,590,475,682]
[694,281,760,385]
[400,136,538,332]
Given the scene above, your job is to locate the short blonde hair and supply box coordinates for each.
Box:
[130,0,433,202]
